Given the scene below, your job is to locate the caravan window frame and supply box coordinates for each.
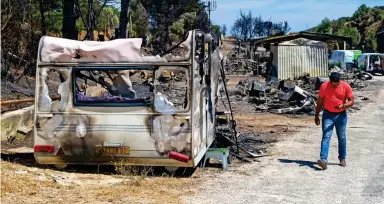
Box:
[153,66,190,112]
[72,66,154,107]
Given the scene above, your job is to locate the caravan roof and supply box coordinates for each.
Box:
[37,31,194,65]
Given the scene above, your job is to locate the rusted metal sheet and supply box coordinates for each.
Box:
[272,42,328,80]
[1,96,60,106]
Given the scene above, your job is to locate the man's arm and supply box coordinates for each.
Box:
[315,97,325,117]
[344,96,354,108]
[315,85,325,126]
[315,96,324,126]
[344,84,354,108]
[336,84,354,110]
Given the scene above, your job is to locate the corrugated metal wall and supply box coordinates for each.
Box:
[275,45,328,80]
[270,45,278,78]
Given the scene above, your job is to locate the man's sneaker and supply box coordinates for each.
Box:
[317,159,327,170]
[339,159,346,167]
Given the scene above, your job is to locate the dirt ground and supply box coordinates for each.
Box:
[182,76,384,204]
[1,40,383,204]
[1,159,200,204]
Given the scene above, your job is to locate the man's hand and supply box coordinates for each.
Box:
[315,115,320,126]
[335,104,345,110]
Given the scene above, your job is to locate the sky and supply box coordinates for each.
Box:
[210,0,383,34]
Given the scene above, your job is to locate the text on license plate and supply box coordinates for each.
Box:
[101,146,130,154]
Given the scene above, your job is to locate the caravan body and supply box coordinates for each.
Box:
[33,30,222,168]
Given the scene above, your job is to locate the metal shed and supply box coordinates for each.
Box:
[270,38,328,80]
[251,32,352,80]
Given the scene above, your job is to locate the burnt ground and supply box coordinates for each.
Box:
[1,75,37,113]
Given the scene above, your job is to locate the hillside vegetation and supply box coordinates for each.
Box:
[311,4,384,52]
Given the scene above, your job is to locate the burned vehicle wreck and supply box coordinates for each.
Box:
[34,30,224,170]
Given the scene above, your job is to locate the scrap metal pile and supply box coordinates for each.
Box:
[231,70,373,115]
[224,49,269,76]
[233,77,317,115]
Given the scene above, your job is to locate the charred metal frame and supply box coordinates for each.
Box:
[71,66,154,107]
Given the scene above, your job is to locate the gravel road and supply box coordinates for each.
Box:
[182,76,384,204]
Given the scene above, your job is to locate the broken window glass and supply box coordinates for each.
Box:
[154,67,189,112]
[73,68,154,106]
[38,68,70,112]
[370,55,380,65]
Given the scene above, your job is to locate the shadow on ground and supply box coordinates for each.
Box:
[1,153,117,175]
[278,159,323,170]
[1,153,198,177]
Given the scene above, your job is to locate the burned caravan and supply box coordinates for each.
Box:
[34,30,224,170]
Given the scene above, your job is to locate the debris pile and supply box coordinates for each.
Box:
[230,71,373,115]
[236,132,267,157]
[155,70,188,110]
[224,47,269,77]
[224,50,253,75]
[328,67,372,89]
[251,79,316,115]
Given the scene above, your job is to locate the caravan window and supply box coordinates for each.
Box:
[38,68,71,112]
[369,55,381,65]
[73,67,154,106]
[154,67,189,111]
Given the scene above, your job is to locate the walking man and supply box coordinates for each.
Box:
[315,72,354,170]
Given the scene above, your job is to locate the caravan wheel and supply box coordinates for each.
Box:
[164,167,197,177]
[53,164,67,170]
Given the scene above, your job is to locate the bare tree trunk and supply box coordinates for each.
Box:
[87,0,94,40]
[119,0,130,38]
[39,0,47,36]
[63,0,77,39]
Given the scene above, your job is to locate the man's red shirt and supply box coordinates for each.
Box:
[319,81,353,113]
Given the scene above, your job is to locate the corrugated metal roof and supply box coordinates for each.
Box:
[254,32,352,45]
[278,38,327,46]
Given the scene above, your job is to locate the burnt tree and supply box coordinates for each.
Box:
[39,0,47,35]
[62,0,78,39]
[119,0,131,38]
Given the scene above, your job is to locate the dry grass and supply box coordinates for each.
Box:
[1,160,199,203]
[84,177,198,203]
[1,161,61,197]
[114,160,154,177]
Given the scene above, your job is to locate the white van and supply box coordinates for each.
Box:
[328,50,362,69]
[357,53,384,73]
[34,30,224,173]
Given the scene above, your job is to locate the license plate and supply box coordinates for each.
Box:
[96,146,130,155]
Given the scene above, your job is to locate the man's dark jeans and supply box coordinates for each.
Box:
[320,110,347,162]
